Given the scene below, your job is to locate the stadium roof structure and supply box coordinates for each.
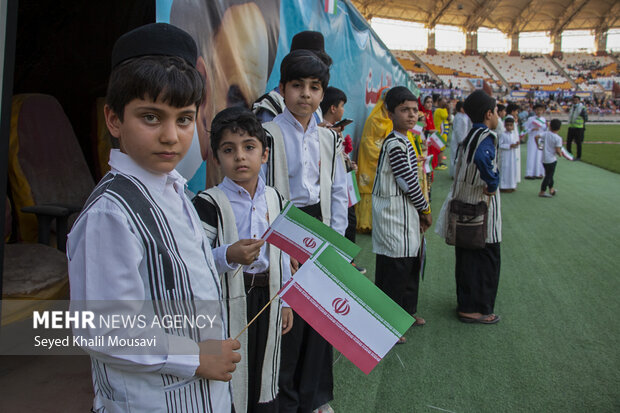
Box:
[350,0,620,34]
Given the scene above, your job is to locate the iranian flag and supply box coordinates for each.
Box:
[561,147,574,160]
[347,170,361,207]
[423,155,434,174]
[428,132,446,151]
[279,243,414,374]
[324,0,337,14]
[262,201,360,264]
[410,122,424,136]
[531,117,545,129]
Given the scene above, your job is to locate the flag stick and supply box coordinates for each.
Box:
[234,292,279,340]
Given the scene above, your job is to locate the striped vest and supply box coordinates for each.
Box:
[371,132,421,258]
[194,186,285,412]
[75,172,230,413]
[452,127,502,243]
[262,122,341,226]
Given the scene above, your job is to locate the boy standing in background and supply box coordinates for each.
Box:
[372,86,432,343]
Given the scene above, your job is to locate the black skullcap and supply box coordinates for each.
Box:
[291,31,325,53]
[111,23,198,68]
[464,90,496,123]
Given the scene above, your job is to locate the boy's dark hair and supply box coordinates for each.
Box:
[455,100,464,112]
[504,116,515,124]
[549,118,561,131]
[210,107,267,160]
[279,50,329,91]
[497,104,506,113]
[385,86,417,113]
[506,103,519,114]
[106,55,204,121]
[533,103,545,110]
[464,90,496,123]
[320,87,347,114]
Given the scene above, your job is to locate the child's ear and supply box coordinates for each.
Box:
[278,82,285,95]
[104,104,122,139]
[261,146,269,164]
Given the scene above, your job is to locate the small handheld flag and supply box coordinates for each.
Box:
[347,170,361,207]
[561,147,574,161]
[410,122,424,136]
[423,155,433,174]
[262,201,360,264]
[428,132,446,151]
[279,243,415,374]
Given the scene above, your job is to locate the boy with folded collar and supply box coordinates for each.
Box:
[193,107,293,413]
[261,49,348,413]
[67,23,239,412]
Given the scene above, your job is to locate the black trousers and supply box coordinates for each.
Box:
[455,243,501,315]
[375,254,421,315]
[567,127,584,158]
[344,205,356,244]
[279,202,333,413]
[246,284,278,413]
[541,161,557,192]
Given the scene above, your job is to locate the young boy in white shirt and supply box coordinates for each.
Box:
[536,119,564,197]
[261,49,348,413]
[193,107,293,413]
[67,23,239,412]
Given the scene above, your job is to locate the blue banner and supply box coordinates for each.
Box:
[157,0,416,190]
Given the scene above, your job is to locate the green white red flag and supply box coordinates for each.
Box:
[262,201,360,264]
[410,122,424,136]
[324,0,337,14]
[278,243,414,374]
[428,132,446,151]
[423,154,434,174]
[561,147,574,160]
[347,170,361,207]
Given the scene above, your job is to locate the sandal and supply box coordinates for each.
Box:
[458,314,501,324]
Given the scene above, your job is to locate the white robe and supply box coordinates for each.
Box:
[525,116,546,177]
[513,128,521,183]
[449,112,471,178]
[499,131,518,189]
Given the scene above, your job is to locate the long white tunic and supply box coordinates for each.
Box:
[524,116,546,177]
[498,131,518,190]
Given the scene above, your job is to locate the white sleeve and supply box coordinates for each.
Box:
[212,244,237,274]
[499,133,512,150]
[330,153,349,236]
[67,206,199,379]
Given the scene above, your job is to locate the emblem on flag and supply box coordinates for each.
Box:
[278,243,415,374]
[332,298,351,316]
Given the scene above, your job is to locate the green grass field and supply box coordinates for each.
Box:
[331,147,620,412]
[557,124,620,174]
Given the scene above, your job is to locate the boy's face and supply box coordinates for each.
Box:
[498,109,506,118]
[104,98,196,175]
[424,98,432,111]
[388,100,419,133]
[534,107,544,116]
[331,100,345,123]
[505,122,515,132]
[280,77,324,124]
[215,129,268,193]
[486,106,499,130]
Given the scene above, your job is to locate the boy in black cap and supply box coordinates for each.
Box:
[67,23,239,412]
[436,89,502,324]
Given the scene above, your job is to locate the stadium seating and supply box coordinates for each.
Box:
[484,53,568,87]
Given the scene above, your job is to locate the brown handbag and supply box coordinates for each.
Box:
[445,198,489,250]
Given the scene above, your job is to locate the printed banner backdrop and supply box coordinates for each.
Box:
[156,0,416,191]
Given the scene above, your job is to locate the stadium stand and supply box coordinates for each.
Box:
[484,53,570,89]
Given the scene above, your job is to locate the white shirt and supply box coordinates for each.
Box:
[540,131,563,163]
[273,108,349,235]
[211,176,291,286]
[67,150,231,413]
